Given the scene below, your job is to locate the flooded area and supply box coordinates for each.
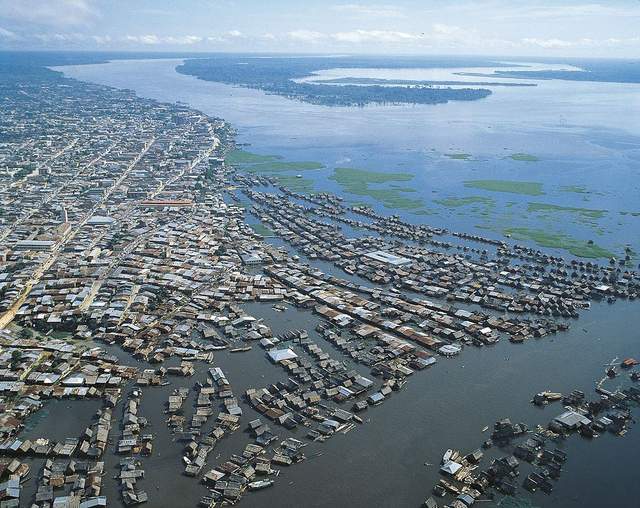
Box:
[57,58,640,264]
[1,55,633,508]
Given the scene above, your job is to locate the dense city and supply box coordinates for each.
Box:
[0,65,638,508]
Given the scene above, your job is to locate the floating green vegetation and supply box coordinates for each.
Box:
[464,179,545,196]
[250,223,274,237]
[274,174,316,193]
[373,194,423,209]
[244,161,324,173]
[332,167,414,185]
[620,211,640,217]
[226,149,282,165]
[389,185,417,192]
[527,202,606,220]
[503,227,614,259]
[225,149,323,175]
[435,196,495,208]
[330,167,422,210]
[560,185,589,194]
[508,153,539,162]
[445,153,472,160]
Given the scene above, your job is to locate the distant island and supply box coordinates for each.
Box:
[314,77,537,87]
[176,56,492,106]
[456,59,640,84]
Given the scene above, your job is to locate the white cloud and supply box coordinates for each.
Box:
[168,35,203,45]
[521,36,640,49]
[287,30,326,43]
[123,34,202,45]
[278,24,523,52]
[91,34,111,44]
[499,3,640,20]
[206,30,245,43]
[432,23,462,36]
[0,0,98,27]
[286,29,421,45]
[332,3,406,18]
[332,29,419,43]
[34,32,85,42]
[423,23,517,50]
[125,34,160,45]
[0,26,17,39]
[521,38,574,49]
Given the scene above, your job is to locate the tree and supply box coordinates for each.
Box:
[11,349,22,368]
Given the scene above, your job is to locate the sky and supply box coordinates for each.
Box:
[0,0,639,57]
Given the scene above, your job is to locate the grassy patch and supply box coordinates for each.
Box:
[244,161,324,173]
[250,223,274,237]
[503,227,613,259]
[527,202,606,220]
[332,167,414,185]
[226,149,323,175]
[508,153,539,162]
[560,185,589,194]
[464,179,544,196]
[445,153,472,160]
[274,174,316,193]
[330,167,422,210]
[365,192,423,209]
[435,196,495,208]
[226,149,282,164]
[389,185,417,192]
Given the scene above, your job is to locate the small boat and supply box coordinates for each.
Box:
[18,464,30,484]
[442,449,453,464]
[230,346,251,353]
[199,496,216,508]
[248,479,274,490]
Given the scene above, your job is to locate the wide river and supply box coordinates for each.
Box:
[57,58,640,262]
[53,58,640,508]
